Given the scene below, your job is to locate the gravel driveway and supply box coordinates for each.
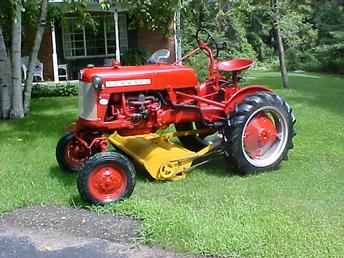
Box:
[0,206,207,258]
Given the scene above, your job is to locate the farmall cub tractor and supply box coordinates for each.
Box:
[56,30,296,205]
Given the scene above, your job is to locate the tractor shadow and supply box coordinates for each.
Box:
[68,195,89,208]
[196,156,276,178]
[192,157,239,178]
[131,155,239,182]
[132,163,157,182]
[49,165,77,186]
[48,165,90,208]
[49,163,152,208]
[50,163,150,182]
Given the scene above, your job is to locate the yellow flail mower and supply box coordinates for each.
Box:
[108,129,217,181]
[57,128,225,205]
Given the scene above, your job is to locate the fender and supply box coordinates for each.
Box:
[225,85,271,113]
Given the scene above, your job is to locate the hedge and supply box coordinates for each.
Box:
[32,81,79,98]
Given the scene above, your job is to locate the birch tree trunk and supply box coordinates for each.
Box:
[10,0,24,119]
[0,26,12,119]
[174,0,182,62]
[23,0,48,114]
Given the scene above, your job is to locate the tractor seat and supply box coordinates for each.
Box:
[217,58,254,72]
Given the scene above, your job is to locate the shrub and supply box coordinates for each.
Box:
[184,54,209,81]
[32,81,79,98]
[285,48,321,72]
[121,48,150,65]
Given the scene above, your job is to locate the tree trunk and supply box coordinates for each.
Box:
[271,0,288,89]
[0,26,12,119]
[275,27,288,89]
[23,0,48,114]
[174,0,182,62]
[10,0,24,119]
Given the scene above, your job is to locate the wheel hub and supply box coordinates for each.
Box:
[65,141,90,169]
[98,170,122,193]
[70,144,87,158]
[89,165,127,201]
[244,114,278,158]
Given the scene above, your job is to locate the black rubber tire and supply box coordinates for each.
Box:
[77,152,136,205]
[224,92,296,175]
[175,122,209,152]
[56,132,83,173]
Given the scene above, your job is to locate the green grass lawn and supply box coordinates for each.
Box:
[1,72,343,257]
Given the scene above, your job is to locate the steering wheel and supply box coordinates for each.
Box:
[196,29,219,58]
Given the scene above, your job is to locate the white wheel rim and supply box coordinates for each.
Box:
[241,106,289,168]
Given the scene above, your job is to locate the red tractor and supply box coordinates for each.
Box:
[56,29,295,205]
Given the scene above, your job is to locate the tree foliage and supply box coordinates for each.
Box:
[312,1,344,73]
[1,0,343,120]
[121,0,178,34]
[181,0,343,74]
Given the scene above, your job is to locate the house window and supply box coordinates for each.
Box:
[118,13,128,52]
[62,13,128,59]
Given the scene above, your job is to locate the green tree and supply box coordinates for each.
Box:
[312,1,344,73]
[0,0,50,118]
[0,0,180,119]
[23,0,48,114]
[181,0,319,87]
[0,0,25,118]
[116,0,179,34]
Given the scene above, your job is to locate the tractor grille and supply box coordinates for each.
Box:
[79,82,97,120]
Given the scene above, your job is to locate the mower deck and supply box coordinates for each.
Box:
[108,132,214,181]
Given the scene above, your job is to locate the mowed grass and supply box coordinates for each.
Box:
[0,72,344,257]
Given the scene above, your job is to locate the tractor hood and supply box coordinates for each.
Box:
[80,64,198,91]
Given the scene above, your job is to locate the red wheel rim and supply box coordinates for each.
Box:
[64,139,90,170]
[88,164,127,202]
[243,113,278,160]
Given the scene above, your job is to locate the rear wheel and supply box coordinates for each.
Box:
[77,152,136,205]
[224,92,296,174]
[56,132,91,172]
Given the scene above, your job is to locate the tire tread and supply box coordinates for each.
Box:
[224,91,296,175]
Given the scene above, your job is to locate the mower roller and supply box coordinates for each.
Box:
[56,29,296,205]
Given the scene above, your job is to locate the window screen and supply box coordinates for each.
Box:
[62,13,128,59]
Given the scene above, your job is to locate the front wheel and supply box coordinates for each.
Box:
[77,152,136,205]
[224,92,296,174]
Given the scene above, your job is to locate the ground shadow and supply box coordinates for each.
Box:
[192,156,238,178]
[134,164,156,182]
[49,165,77,186]
[68,195,89,208]
[48,165,90,208]
[249,73,344,117]
[0,113,75,137]
[0,97,77,144]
